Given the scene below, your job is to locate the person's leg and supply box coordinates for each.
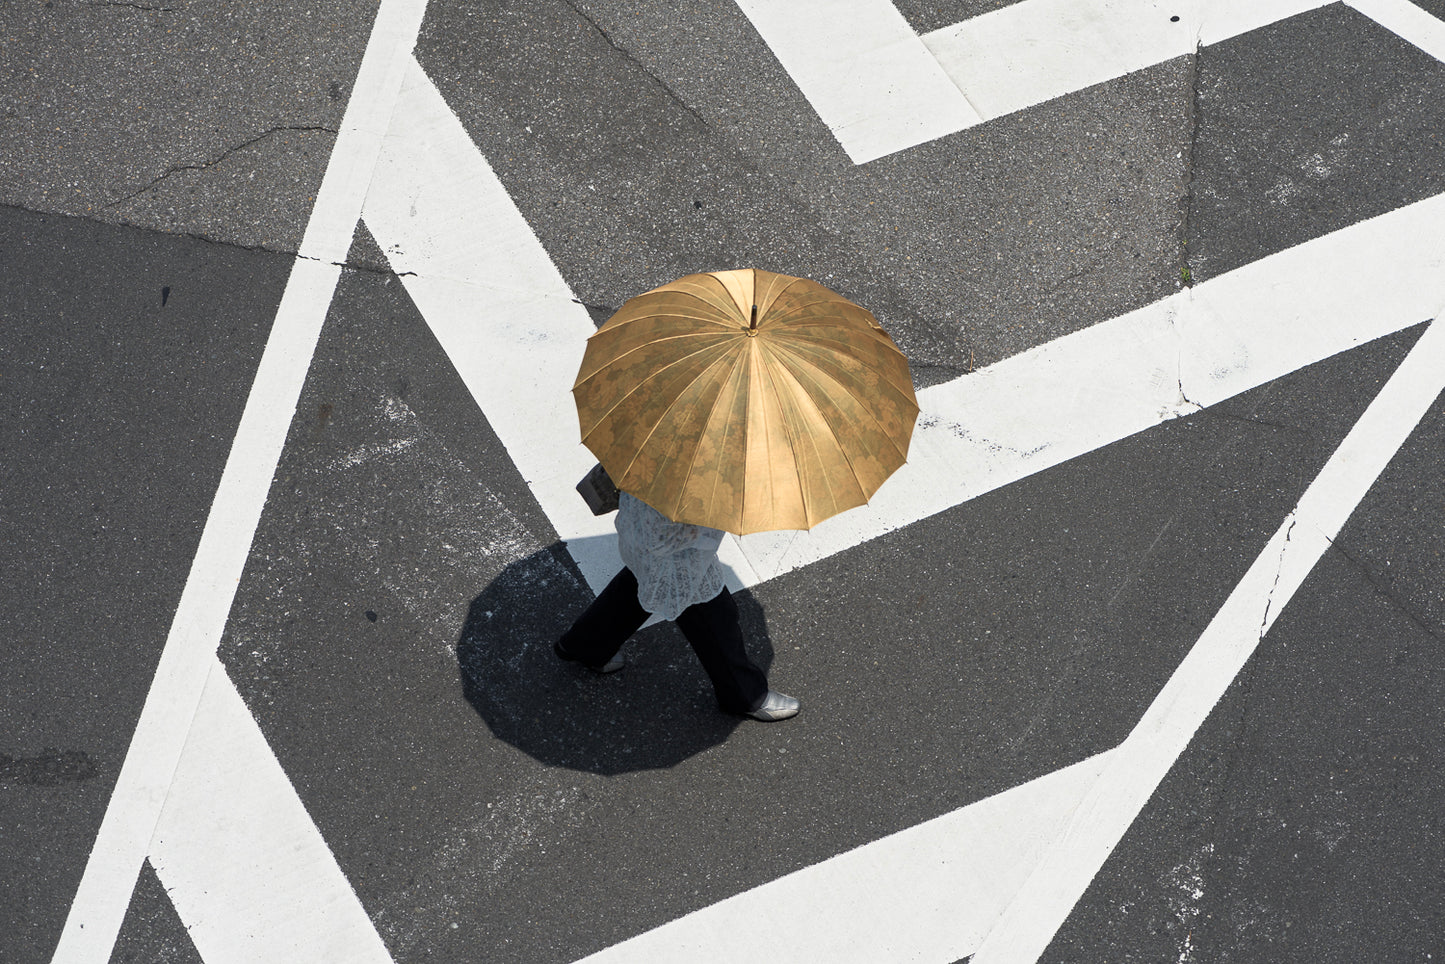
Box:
[673,587,770,713]
[556,568,648,670]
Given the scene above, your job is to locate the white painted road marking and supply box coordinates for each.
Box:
[361,64,1445,596]
[571,751,1117,963]
[1346,0,1445,61]
[362,64,1445,962]
[740,186,1445,582]
[149,660,393,964]
[739,0,1445,164]
[735,0,1334,161]
[922,0,1330,122]
[973,313,1445,962]
[359,57,633,594]
[733,0,982,163]
[51,0,426,960]
[567,316,1445,964]
[58,2,1445,960]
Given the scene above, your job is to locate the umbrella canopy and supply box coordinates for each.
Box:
[573,268,919,534]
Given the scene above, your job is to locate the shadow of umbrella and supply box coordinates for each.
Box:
[455,542,774,775]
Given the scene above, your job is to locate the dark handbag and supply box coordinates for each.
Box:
[576,462,620,515]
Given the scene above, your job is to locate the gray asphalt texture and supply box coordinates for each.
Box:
[0,204,284,961]
[1047,387,1445,962]
[421,0,1192,383]
[3,1,1444,962]
[1,0,376,252]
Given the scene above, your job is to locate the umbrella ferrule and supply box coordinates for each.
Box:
[749,304,759,333]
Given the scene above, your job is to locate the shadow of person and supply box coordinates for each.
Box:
[455,541,774,775]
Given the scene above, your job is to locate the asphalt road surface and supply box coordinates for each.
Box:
[4,2,1444,963]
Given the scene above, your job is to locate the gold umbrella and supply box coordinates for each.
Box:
[573,268,919,534]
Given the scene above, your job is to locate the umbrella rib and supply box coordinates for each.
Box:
[599,303,739,332]
[676,348,745,527]
[574,332,737,410]
[766,340,913,465]
[771,330,919,411]
[703,353,747,532]
[762,287,877,327]
[614,348,741,491]
[756,342,810,524]
[579,346,734,456]
[575,329,734,389]
[767,356,852,523]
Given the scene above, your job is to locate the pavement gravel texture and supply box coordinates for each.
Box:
[420,0,1193,383]
[111,862,203,964]
[1187,3,1445,283]
[6,2,1445,961]
[893,0,1022,33]
[0,203,285,961]
[0,0,377,253]
[1044,354,1445,964]
[210,258,1419,962]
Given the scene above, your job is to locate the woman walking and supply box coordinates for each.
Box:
[555,490,799,721]
[562,267,920,724]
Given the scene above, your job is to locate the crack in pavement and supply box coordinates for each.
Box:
[558,0,712,132]
[103,125,340,209]
[1,199,415,280]
[1106,515,1178,611]
[1324,534,1445,645]
[1198,408,1308,434]
[1259,517,1297,639]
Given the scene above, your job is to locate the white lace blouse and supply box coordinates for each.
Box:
[615,492,726,621]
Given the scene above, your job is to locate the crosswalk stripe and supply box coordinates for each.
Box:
[148,660,393,963]
[735,0,1334,162]
[51,1,427,960]
[362,59,1445,961]
[733,0,982,163]
[362,61,1445,595]
[360,57,632,594]
[973,312,1445,963]
[60,4,1445,959]
[1346,0,1445,61]
[571,316,1445,964]
[922,0,1332,123]
[573,751,1117,963]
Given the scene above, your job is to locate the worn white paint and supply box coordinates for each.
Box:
[742,0,1445,164]
[973,314,1445,962]
[361,65,1445,963]
[359,57,637,596]
[922,0,1330,122]
[149,660,393,963]
[51,263,350,964]
[758,187,1445,583]
[51,1,427,961]
[361,63,1445,601]
[557,311,1445,964]
[1347,0,1445,61]
[572,751,1115,963]
[62,2,1445,958]
[731,0,1334,162]
[380,70,1445,587]
[732,0,982,162]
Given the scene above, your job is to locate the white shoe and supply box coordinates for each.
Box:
[746,691,800,721]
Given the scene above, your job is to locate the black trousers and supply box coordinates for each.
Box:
[558,568,769,713]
